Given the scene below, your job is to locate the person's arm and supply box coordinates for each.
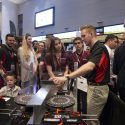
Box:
[0,68,6,77]
[46,65,55,78]
[33,54,38,73]
[0,47,7,74]
[63,65,69,76]
[52,61,95,86]
[67,61,95,78]
[0,87,6,96]
[45,53,56,78]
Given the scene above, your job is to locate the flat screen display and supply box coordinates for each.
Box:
[35,7,55,28]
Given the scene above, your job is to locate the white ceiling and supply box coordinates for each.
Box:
[8,0,28,4]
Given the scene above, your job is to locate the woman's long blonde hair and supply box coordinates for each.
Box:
[22,33,35,60]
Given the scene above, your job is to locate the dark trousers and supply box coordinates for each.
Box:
[119,88,125,102]
[77,89,87,114]
[108,77,118,95]
[108,84,118,95]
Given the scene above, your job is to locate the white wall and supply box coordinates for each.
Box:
[18,0,125,37]
[1,0,18,43]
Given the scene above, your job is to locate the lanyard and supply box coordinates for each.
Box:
[75,51,84,64]
[53,54,61,72]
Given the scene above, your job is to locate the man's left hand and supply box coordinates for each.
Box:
[51,76,67,87]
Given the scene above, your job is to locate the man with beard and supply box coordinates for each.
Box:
[0,34,19,88]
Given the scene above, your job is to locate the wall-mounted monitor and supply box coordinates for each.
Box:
[35,7,55,28]
[96,27,104,35]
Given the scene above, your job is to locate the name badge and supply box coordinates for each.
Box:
[77,77,88,92]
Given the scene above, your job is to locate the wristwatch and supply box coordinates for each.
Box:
[64,75,70,81]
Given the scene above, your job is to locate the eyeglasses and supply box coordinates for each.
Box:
[74,42,81,45]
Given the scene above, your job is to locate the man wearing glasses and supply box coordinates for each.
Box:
[69,37,90,114]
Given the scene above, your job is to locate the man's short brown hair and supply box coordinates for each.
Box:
[73,37,83,43]
[80,25,96,36]
[5,34,14,40]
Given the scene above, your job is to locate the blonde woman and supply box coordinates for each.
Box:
[18,33,38,94]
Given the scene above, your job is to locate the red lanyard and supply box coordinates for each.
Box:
[75,51,84,64]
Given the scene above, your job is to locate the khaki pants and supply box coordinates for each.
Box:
[86,85,109,125]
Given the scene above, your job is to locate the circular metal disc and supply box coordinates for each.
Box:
[46,95,75,108]
[14,94,33,106]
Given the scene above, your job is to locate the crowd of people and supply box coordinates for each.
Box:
[0,24,125,125]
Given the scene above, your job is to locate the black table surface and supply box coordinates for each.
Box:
[0,97,27,125]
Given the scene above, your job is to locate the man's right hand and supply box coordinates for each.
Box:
[0,69,5,77]
[51,76,67,87]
